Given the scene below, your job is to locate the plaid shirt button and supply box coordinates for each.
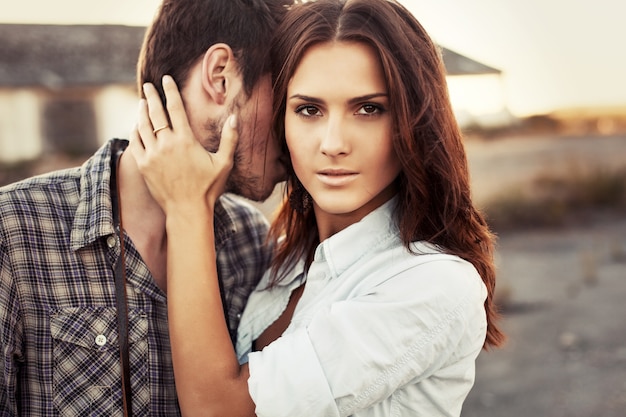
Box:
[106,236,117,248]
[95,334,107,346]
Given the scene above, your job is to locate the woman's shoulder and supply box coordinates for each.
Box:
[366,240,469,273]
[359,240,485,300]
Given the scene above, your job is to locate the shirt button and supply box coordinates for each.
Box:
[95,334,107,346]
[106,236,117,248]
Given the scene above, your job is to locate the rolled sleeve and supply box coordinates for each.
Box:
[248,327,340,417]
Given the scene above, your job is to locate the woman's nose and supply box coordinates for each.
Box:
[320,116,350,156]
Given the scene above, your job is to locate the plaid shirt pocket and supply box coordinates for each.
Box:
[50,307,149,416]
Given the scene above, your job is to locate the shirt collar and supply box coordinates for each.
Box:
[315,197,399,279]
[70,139,121,251]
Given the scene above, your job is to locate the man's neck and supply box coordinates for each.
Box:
[116,150,169,292]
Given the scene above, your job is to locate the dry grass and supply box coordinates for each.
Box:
[483,165,626,231]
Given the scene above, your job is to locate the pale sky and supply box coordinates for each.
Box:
[2,0,625,116]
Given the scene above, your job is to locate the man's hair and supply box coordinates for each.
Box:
[137,0,291,102]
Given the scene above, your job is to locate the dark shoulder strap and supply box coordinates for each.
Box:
[110,147,133,417]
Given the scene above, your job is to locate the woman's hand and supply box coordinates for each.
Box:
[129,75,238,215]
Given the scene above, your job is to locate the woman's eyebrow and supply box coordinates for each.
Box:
[288,94,323,103]
[347,93,388,105]
[288,93,388,104]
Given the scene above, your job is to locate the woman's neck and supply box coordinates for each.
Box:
[313,189,397,242]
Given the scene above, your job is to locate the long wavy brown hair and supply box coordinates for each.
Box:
[268,0,504,348]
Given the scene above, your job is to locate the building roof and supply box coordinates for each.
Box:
[441,47,501,76]
[0,24,146,88]
[0,23,500,88]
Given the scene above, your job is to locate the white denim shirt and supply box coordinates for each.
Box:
[236,199,488,417]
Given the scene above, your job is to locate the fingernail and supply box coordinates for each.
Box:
[163,75,173,84]
[228,114,237,129]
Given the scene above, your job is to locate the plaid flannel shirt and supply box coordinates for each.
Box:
[0,139,272,416]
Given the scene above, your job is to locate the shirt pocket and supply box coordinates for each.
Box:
[50,306,148,417]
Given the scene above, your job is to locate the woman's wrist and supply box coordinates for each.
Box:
[164,200,215,232]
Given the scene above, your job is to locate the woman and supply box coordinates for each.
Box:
[131,0,504,416]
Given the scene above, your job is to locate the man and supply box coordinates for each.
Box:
[0,0,290,415]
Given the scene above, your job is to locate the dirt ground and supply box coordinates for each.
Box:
[460,133,626,417]
[463,217,626,417]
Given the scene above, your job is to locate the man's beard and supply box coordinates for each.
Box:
[203,114,269,202]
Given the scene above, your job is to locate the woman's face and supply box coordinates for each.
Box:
[285,41,401,225]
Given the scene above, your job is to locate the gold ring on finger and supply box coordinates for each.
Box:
[153,125,169,135]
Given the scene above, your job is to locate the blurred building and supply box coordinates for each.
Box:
[0,24,509,163]
[442,48,514,130]
[0,24,143,162]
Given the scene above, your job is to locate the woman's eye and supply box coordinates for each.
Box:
[295,105,321,117]
[357,104,384,116]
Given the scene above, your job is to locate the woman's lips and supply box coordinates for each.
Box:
[316,169,358,186]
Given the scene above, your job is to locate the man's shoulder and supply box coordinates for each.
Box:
[213,193,272,253]
[0,140,117,211]
[0,167,82,204]
[0,168,84,246]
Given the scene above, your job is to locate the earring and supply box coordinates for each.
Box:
[288,180,311,214]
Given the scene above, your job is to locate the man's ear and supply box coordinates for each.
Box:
[201,43,235,106]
